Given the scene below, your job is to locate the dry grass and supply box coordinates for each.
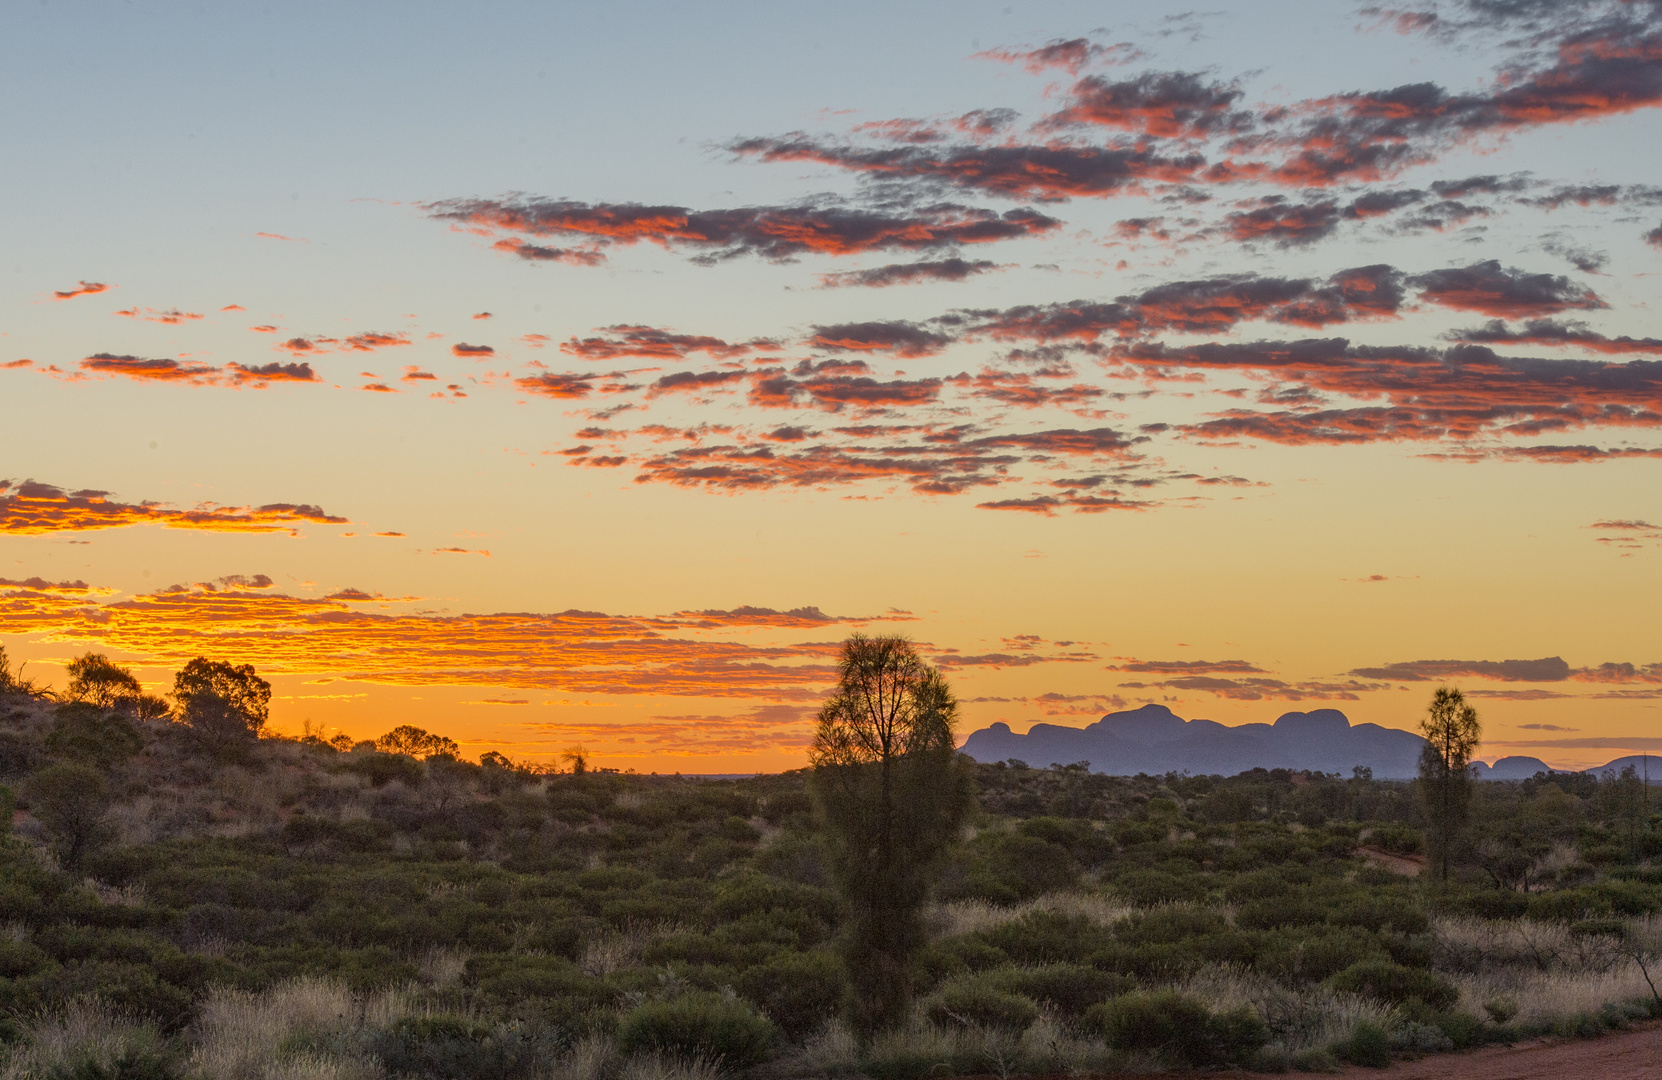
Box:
[927,890,1133,938]
[0,1000,167,1080]
[187,976,410,1080]
[1180,964,1392,1053]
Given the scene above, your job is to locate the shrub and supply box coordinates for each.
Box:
[1086,991,1268,1067]
[1343,1020,1391,1067]
[980,911,1108,965]
[366,1015,562,1080]
[925,980,1039,1033]
[1114,868,1207,905]
[1325,960,1459,1011]
[616,992,776,1067]
[988,963,1130,1021]
[735,950,845,1038]
[25,762,115,870]
[339,752,424,788]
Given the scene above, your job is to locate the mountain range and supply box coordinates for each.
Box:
[957,704,1638,780]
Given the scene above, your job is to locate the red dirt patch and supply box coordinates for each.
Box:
[1341,1021,1662,1078]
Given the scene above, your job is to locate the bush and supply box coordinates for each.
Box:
[616,991,776,1067]
[1325,960,1459,1011]
[736,950,845,1038]
[988,963,1130,1020]
[25,762,115,870]
[366,1015,561,1080]
[1343,1020,1391,1067]
[979,911,1108,965]
[1086,991,1268,1067]
[925,980,1039,1033]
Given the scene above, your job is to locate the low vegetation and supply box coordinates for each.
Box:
[0,643,1659,1078]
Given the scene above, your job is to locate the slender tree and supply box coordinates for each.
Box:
[1417,686,1482,884]
[809,634,973,1036]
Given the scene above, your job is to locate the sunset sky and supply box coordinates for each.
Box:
[3,0,1659,772]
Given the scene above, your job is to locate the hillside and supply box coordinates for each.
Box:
[1,682,1661,1080]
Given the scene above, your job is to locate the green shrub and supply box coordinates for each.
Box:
[736,950,845,1038]
[49,1048,179,1080]
[1435,1009,1486,1049]
[365,1015,561,1080]
[1086,991,1268,1066]
[616,991,776,1067]
[926,980,1038,1032]
[979,911,1108,965]
[339,752,424,788]
[988,963,1130,1020]
[1325,960,1459,1011]
[1343,1020,1390,1067]
[1114,869,1207,905]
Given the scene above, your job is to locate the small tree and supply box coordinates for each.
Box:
[562,746,588,776]
[809,634,973,1037]
[63,653,143,710]
[25,762,115,870]
[173,658,271,738]
[376,725,461,759]
[1418,686,1481,884]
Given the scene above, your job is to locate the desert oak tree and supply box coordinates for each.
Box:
[1418,686,1482,884]
[809,634,973,1037]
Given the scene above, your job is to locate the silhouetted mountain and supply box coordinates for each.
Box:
[959,704,1660,780]
[1468,756,1553,780]
[959,703,1429,778]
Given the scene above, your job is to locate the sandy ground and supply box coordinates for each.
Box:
[1339,1021,1662,1078]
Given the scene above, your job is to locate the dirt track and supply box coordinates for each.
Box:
[1339,1021,1662,1078]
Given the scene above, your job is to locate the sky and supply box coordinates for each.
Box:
[2,0,1660,773]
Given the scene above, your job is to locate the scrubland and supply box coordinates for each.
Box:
[1,687,1660,1078]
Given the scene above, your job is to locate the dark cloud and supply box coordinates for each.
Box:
[452,343,495,357]
[1541,237,1609,274]
[1114,337,1662,445]
[1,479,346,536]
[1646,223,1662,248]
[52,281,110,301]
[431,197,1061,262]
[561,325,775,361]
[816,257,1006,289]
[808,321,955,357]
[1449,318,1662,355]
[1107,658,1269,673]
[1410,260,1606,317]
[974,37,1144,75]
[1222,198,1343,246]
[731,136,1207,201]
[1348,656,1573,681]
[1045,71,1249,138]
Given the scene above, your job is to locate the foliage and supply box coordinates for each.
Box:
[615,992,776,1067]
[808,634,973,1036]
[1087,990,1269,1067]
[1419,686,1481,883]
[364,1014,562,1080]
[45,705,144,771]
[171,658,270,738]
[924,979,1038,1033]
[1344,1019,1392,1067]
[375,725,461,760]
[24,762,115,869]
[1326,960,1461,1011]
[62,654,143,712]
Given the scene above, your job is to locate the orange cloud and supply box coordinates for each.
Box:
[53,281,111,301]
[0,581,919,700]
[115,307,205,324]
[0,479,348,536]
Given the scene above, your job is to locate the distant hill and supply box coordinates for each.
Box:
[958,704,1643,780]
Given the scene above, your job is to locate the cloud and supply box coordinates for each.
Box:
[1106,658,1269,674]
[732,135,1207,201]
[115,307,204,325]
[0,580,879,700]
[974,37,1143,75]
[561,325,775,361]
[1112,337,1662,446]
[807,321,955,357]
[1045,70,1249,138]
[79,354,220,383]
[1116,674,1390,700]
[1410,260,1606,317]
[1646,223,1662,249]
[817,257,1007,289]
[975,492,1154,515]
[1222,198,1343,246]
[1344,656,1662,685]
[515,370,639,399]
[0,478,347,536]
[53,281,110,301]
[1449,319,1662,355]
[431,197,1061,263]
[342,332,412,351]
[452,343,494,357]
[74,352,318,388]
